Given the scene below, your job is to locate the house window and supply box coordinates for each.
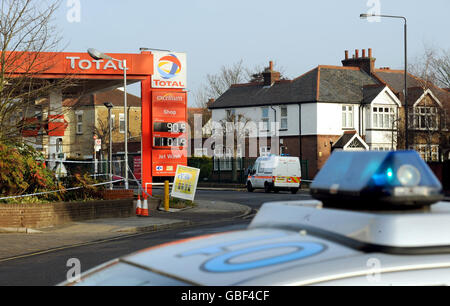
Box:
[372,107,396,129]
[226,109,235,120]
[76,111,83,134]
[342,105,354,129]
[372,146,391,151]
[260,146,271,157]
[410,107,438,130]
[261,107,269,131]
[413,144,439,162]
[194,148,208,157]
[213,146,233,171]
[280,106,288,130]
[111,114,115,129]
[119,113,125,133]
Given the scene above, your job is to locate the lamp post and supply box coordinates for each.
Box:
[360,14,409,149]
[88,48,129,190]
[104,102,114,190]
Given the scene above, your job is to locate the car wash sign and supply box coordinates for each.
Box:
[152,52,187,89]
[171,165,200,201]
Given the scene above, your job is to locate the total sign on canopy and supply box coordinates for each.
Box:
[152,52,187,89]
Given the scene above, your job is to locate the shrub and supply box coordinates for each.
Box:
[188,157,213,180]
[0,142,105,203]
[0,142,61,201]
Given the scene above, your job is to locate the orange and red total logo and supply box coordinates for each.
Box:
[152,52,187,89]
[157,54,182,80]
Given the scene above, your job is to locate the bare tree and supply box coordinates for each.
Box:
[410,46,450,89]
[216,111,252,182]
[0,0,76,144]
[408,46,450,161]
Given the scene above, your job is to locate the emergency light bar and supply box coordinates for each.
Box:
[310,151,444,208]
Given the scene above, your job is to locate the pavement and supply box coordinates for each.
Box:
[0,199,252,261]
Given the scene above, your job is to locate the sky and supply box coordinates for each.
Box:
[54,0,450,105]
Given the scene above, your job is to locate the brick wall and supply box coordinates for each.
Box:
[101,189,134,200]
[0,199,134,229]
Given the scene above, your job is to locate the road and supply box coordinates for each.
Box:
[0,189,313,286]
[154,188,313,210]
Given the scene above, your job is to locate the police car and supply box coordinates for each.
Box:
[62,151,450,286]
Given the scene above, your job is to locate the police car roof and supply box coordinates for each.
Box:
[249,200,450,252]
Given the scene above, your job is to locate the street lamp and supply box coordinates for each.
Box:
[360,13,409,149]
[88,48,129,190]
[104,102,114,190]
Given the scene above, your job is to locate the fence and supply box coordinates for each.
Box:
[47,153,142,188]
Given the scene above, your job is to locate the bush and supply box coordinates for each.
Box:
[60,173,104,201]
[0,142,62,201]
[188,157,213,180]
[0,142,104,203]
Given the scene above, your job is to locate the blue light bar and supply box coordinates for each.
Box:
[310,151,444,208]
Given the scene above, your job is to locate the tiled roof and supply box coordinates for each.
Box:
[374,69,450,106]
[63,89,141,108]
[209,66,381,109]
[362,85,386,104]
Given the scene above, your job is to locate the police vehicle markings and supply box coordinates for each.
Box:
[178,232,327,273]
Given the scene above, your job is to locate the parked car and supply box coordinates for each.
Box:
[247,155,301,194]
[61,151,450,286]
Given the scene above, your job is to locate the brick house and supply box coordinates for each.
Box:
[209,49,449,178]
[62,89,142,160]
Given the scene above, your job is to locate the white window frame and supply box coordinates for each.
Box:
[194,147,208,157]
[119,113,125,133]
[413,144,439,162]
[110,114,115,130]
[409,106,439,131]
[261,107,269,131]
[75,111,83,135]
[342,105,354,129]
[280,106,288,130]
[213,146,233,171]
[372,106,396,129]
[260,146,271,157]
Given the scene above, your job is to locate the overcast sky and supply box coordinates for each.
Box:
[56,0,450,104]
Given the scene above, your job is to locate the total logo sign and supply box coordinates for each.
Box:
[152,52,187,89]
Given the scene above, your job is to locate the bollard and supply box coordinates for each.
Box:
[164,180,170,212]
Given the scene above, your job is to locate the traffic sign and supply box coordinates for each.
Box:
[95,139,102,152]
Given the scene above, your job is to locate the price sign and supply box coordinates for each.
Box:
[154,122,187,134]
[153,137,187,148]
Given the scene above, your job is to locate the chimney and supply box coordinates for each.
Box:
[263,60,281,86]
[342,48,376,75]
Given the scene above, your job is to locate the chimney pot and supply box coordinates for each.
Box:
[355,49,359,58]
[362,49,366,58]
[368,48,372,58]
[345,50,349,60]
[269,61,273,71]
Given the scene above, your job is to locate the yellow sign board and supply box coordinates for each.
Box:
[171,165,200,201]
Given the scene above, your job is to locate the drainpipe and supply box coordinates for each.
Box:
[298,103,302,159]
[270,105,277,154]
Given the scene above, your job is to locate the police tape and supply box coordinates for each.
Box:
[44,160,126,164]
[0,179,125,201]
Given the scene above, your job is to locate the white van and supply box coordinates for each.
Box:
[246,155,301,194]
